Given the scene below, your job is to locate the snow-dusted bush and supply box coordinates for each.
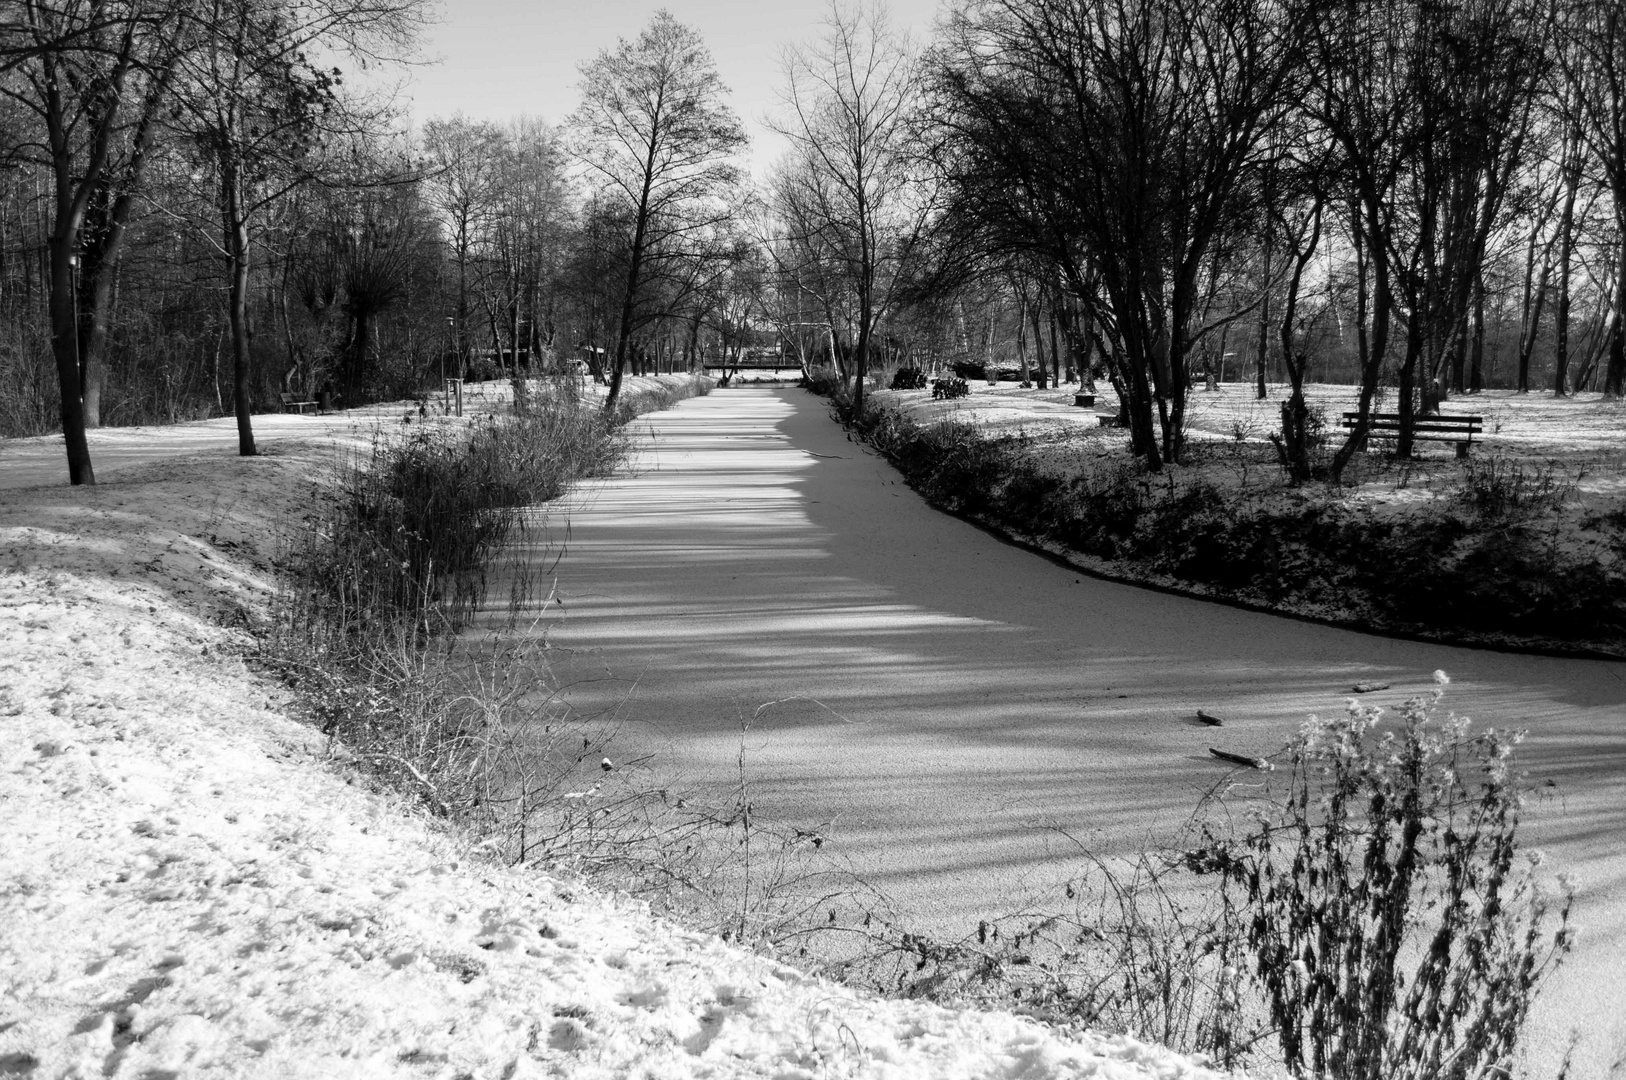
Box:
[802,364,844,398]
[293,391,621,640]
[890,366,930,390]
[840,396,1626,652]
[835,848,1254,1071]
[1459,455,1576,520]
[1191,679,1572,1080]
[270,374,844,947]
[606,372,713,426]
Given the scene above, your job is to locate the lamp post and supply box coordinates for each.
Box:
[68,250,81,396]
[443,317,453,410]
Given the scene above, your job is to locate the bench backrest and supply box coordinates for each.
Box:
[1343,412,1482,425]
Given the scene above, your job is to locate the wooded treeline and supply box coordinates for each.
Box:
[0,2,758,481]
[791,0,1626,478]
[5,0,1626,483]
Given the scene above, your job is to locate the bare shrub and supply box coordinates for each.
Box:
[816,678,1570,1080]
[890,366,929,390]
[508,705,881,956]
[802,364,845,397]
[606,373,714,426]
[1459,456,1577,521]
[828,849,1256,1071]
[1191,677,1572,1080]
[279,383,634,645]
[0,320,59,437]
[268,372,855,949]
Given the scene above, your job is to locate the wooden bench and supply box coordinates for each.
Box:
[279,391,317,414]
[1342,411,1483,457]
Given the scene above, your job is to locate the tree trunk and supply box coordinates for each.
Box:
[41,44,111,486]
[1255,237,1271,400]
[607,151,657,416]
[1331,201,1392,481]
[1049,304,1063,385]
[1554,155,1580,396]
[347,311,371,405]
[1608,225,1626,396]
[1448,308,1469,396]
[1029,297,1048,390]
[1078,301,1097,391]
[224,163,257,457]
[1517,248,1549,393]
[212,322,225,415]
[1469,276,1485,392]
[1273,203,1323,482]
[1122,331,1162,470]
[1397,313,1422,457]
[48,234,95,484]
[853,305,872,415]
[77,241,113,428]
[1014,300,1029,383]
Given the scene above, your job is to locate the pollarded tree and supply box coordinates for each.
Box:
[283,139,437,403]
[570,10,746,414]
[772,0,929,416]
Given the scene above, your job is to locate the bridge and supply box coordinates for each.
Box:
[699,354,804,376]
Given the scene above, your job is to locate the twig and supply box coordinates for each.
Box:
[358,752,453,816]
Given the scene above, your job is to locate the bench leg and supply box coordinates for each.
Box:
[1456,440,1471,459]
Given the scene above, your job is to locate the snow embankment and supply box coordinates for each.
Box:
[1,438,1223,1080]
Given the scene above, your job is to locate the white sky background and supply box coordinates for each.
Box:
[399,0,945,178]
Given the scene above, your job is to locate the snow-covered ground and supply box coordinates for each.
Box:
[878,379,1626,495]
[885,379,1626,449]
[0,389,1222,1079]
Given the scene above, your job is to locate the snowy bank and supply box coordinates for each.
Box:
[0,423,1223,1079]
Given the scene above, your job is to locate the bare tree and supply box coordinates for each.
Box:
[1556,0,1626,396]
[2,0,190,483]
[771,0,927,416]
[171,0,420,456]
[759,165,859,379]
[930,0,1315,469]
[422,114,502,369]
[570,10,745,414]
[1306,0,1546,466]
[487,117,569,370]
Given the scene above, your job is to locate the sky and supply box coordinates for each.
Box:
[399,0,945,176]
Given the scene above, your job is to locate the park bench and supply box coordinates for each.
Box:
[1342,411,1483,458]
[279,391,317,415]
